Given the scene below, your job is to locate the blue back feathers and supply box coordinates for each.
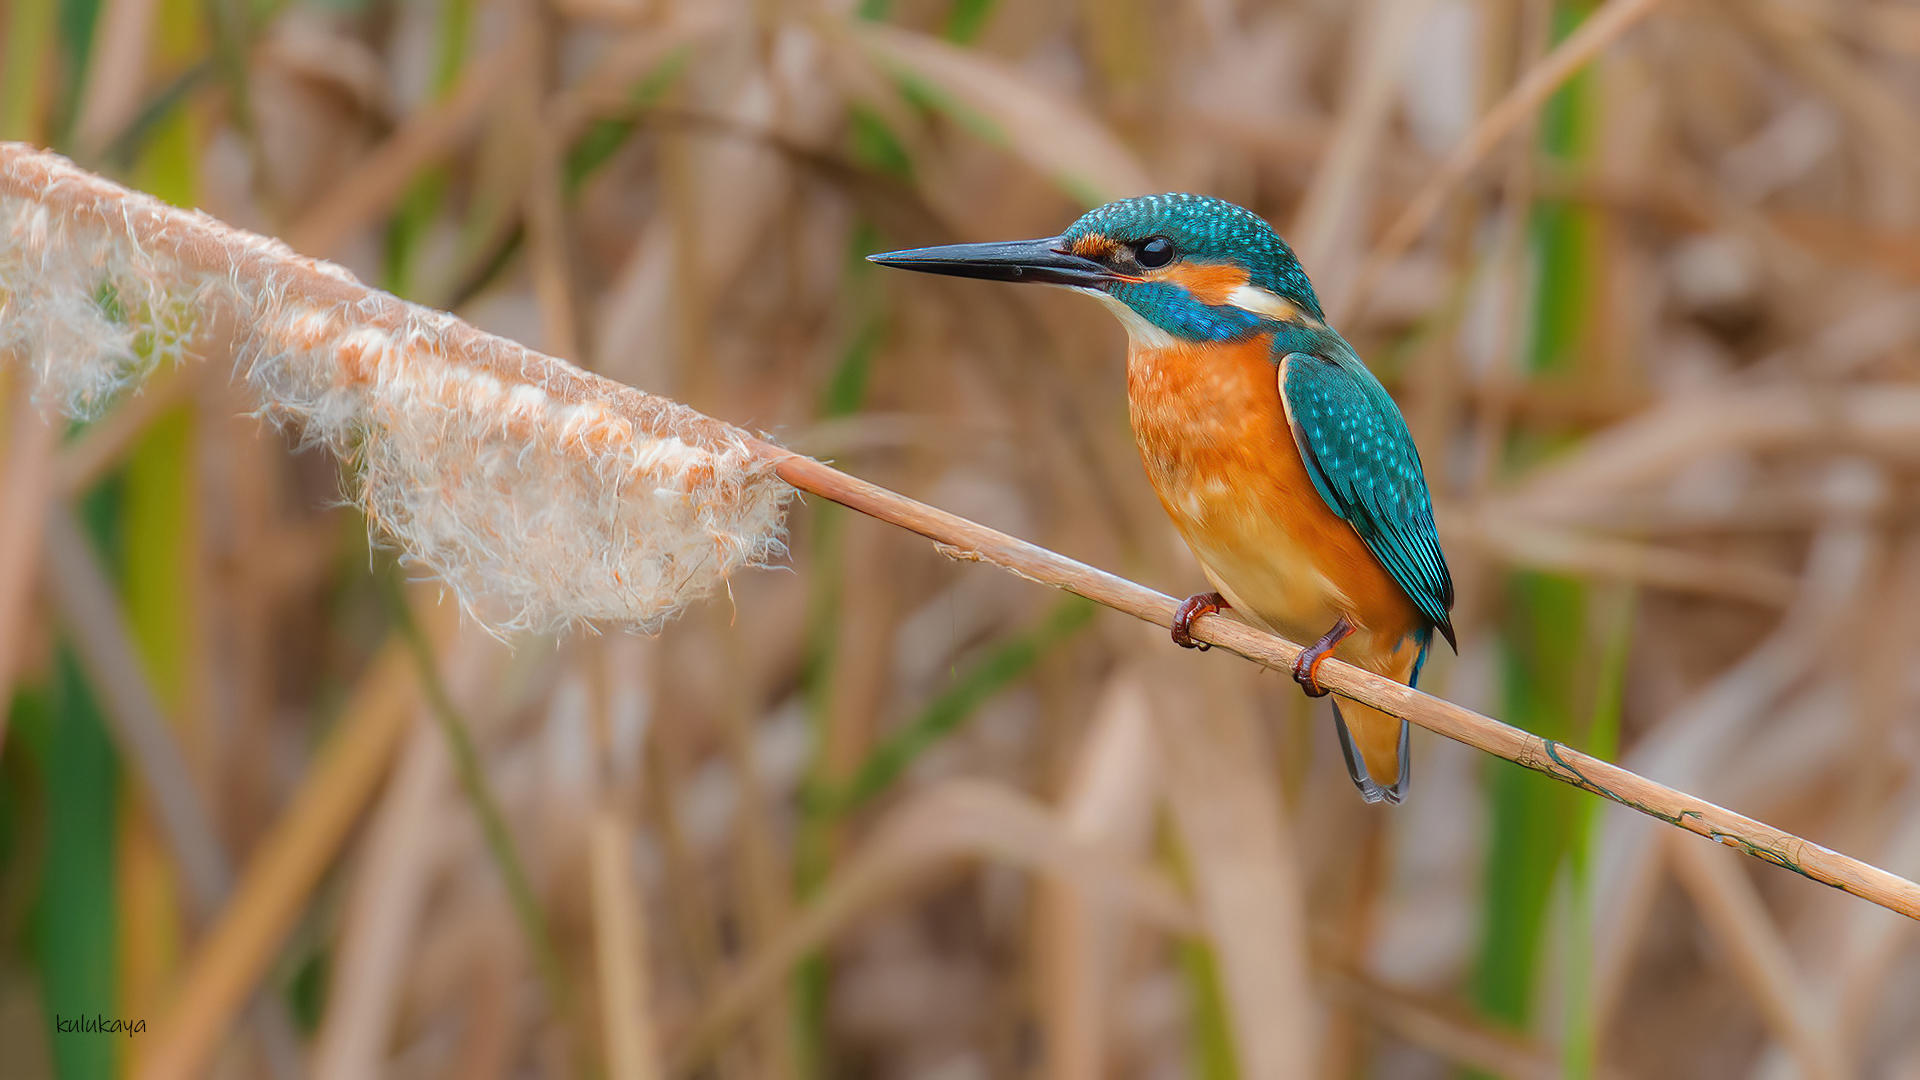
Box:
[1283,345,1456,646]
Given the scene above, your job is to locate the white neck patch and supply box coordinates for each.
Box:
[1225,284,1302,323]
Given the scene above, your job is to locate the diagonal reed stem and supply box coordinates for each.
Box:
[763,451,1920,923]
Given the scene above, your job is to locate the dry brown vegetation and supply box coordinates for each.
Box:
[6,1,1920,1079]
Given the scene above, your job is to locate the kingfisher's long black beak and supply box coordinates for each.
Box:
[866,237,1116,288]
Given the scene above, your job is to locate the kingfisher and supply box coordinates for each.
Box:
[869,193,1455,803]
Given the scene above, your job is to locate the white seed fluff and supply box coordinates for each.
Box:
[0,146,791,635]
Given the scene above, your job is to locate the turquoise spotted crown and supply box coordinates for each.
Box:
[1061,193,1324,321]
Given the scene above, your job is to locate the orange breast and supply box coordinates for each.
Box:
[1126,334,1425,676]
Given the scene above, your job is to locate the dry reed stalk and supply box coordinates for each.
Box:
[1338,0,1669,323]
[7,143,1920,937]
[280,35,530,258]
[306,714,445,1080]
[589,806,664,1080]
[1507,388,1920,524]
[548,20,714,135]
[850,23,1155,205]
[708,615,799,1080]
[1149,664,1316,1080]
[818,512,897,830]
[1664,832,1850,1080]
[1320,965,1634,1080]
[143,640,419,1080]
[592,26,844,397]
[69,0,159,158]
[1820,784,1920,1052]
[1824,534,1920,863]
[1448,510,1800,607]
[640,700,729,1002]
[1287,0,1429,304]
[1035,674,1159,1080]
[0,383,56,753]
[648,660,761,1050]
[666,779,1198,1071]
[208,375,283,858]
[525,64,581,365]
[1315,802,1391,1080]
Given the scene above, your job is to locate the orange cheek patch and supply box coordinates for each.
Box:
[1157,260,1251,305]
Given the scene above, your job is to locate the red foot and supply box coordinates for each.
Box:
[1291,617,1356,697]
[1171,592,1229,650]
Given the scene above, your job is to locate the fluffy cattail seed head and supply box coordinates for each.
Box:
[0,144,791,634]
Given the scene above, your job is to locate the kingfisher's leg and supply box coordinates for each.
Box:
[1171,592,1230,650]
[1291,617,1356,697]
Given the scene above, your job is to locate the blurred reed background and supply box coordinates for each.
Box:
[4,0,1920,1078]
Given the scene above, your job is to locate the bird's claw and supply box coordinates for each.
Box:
[1171,592,1229,651]
[1291,616,1356,698]
[1290,651,1332,697]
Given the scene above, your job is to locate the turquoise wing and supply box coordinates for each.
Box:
[1279,348,1456,647]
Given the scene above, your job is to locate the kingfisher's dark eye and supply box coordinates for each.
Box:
[1136,236,1175,269]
